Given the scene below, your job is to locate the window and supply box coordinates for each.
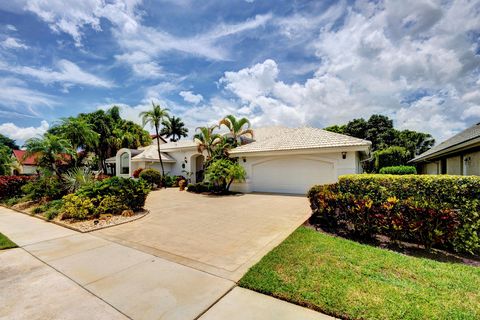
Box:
[120,152,129,175]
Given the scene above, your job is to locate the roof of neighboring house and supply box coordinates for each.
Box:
[229,126,371,155]
[161,140,197,150]
[411,123,480,162]
[131,145,176,162]
[12,150,37,165]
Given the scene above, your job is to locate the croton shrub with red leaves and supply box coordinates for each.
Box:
[0,176,35,200]
[308,174,480,255]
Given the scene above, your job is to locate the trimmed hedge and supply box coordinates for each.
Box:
[139,168,161,187]
[379,166,417,175]
[308,174,480,255]
[374,146,410,170]
[0,176,35,200]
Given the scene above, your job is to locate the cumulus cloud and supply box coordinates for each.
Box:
[0,120,50,142]
[0,59,113,88]
[179,91,203,104]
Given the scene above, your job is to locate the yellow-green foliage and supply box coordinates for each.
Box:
[61,194,95,220]
[308,174,480,254]
[96,195,127,215]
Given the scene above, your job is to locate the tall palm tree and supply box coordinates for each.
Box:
[194,125,222,161]
[160,115,189,142]
[52,117,99,152]
[140,102,169,178]
[24,133,76,177]
[219,115,253,146]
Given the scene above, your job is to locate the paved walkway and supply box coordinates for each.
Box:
[0,206,333,320]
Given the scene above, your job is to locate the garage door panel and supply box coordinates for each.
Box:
[251,157,335,194]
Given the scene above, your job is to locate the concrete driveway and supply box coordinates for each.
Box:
[94,189,310,280]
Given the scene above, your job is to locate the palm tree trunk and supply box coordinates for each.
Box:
[155,126,166,188]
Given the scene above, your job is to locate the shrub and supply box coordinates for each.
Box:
[187,182,213,193]
[374,146,410,171]
[61,194,95,220]
[379,166,417,175]
[0,176,34,200]
[77,176,150,211]
[33,199,63,220]
[308,174,480,254]
[205,159,246,193]
[133,168,143,178]
[96,195,127,215]
[62,167,95,193]
[139,169,162,187]
[21,170,65,200]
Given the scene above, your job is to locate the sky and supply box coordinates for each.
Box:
[0,0,479,145]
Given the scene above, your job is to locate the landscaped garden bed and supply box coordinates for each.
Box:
[240,226,480,320]
[0,174,151,232]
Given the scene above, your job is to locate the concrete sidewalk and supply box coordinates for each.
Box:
[0,206,333,320]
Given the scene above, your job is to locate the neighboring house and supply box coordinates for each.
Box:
[112,127,371,194]
[11,150,38,175]
[411,122,480,175]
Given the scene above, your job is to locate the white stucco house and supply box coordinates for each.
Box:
[110,127,371,194]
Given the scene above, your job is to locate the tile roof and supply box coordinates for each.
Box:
[412,123,480,162]
[12,150,37,165]
[229,126,371,155]
[131,145,176,162]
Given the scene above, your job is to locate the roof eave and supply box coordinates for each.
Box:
[229,144,371,157]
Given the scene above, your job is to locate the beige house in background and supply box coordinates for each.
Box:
[411,123,480,175]
[109,126,371,194]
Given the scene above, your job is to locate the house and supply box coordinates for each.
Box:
[410,122,480,175]
[11,150,38,175]
[112,126,371,194]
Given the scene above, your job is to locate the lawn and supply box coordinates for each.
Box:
[239,227,480,320]
[0,232,17,250]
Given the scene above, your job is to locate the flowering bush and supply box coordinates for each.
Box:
[0,176,35,200]
[133,168,144,178]
[308,174,480,254]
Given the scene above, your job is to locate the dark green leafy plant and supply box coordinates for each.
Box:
[205,159,246,193]
[308,174,480,254]
[374,146,410,171]
[139,168,162,188]
[21,170,65,200]
[379,165,417,175]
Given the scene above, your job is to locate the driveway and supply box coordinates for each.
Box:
[94,189,310,280]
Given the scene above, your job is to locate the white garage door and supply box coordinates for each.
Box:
[251,157,336,194]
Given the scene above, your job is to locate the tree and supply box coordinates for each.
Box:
[160,115,189,142]
[205,158,246,193]
[219,115,254,146]
[50,117,99,152]
[140,102,169,179]
[324,125,346,134]
[0,145,13,175]
[0,134,18,150]
[194,125,222,162]
[24,133,76,176]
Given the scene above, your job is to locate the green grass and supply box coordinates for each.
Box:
[0,232,17,250]
[239,227,480,320]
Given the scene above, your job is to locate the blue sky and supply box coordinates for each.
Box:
[0,0,479,144]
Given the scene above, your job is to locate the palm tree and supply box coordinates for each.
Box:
[140,102,169,179]
[219,115,253,146]
[24,133,76,176]
[52,117,99,152]
[194,125,222,161]
[160,115,189,142]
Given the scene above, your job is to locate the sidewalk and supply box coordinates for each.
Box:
[0,207,333,320]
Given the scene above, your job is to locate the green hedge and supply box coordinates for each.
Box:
[139,168,161,187]
[374,146,410,170]
[308,174,480,255]
[379,165,417,175]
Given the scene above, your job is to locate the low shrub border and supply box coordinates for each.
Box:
[379,165,417,175]
[0,176,35,200]
[308,174,480,255]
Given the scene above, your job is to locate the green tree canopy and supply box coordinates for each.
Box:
[160,115,188,142]
[0,133,18,150]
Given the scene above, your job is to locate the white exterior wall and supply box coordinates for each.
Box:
[21,165,38,175]
[424,162,439,174]
[231,150,362,194]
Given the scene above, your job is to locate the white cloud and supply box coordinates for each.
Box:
[1,37,28,49]
[0,120,50,142]
[0,59,113,88]
[0,78,56,117]
[5,25,17,31]
[179,91,203,104]
[23,0,141,47]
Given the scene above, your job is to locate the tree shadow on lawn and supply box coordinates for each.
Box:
[305,223,480,267]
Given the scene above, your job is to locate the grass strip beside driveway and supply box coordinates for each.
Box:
[239,227,480,320]
[0,232,17,250]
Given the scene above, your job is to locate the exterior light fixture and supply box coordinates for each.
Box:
[243,157,246,163]
[341,152,347,159]
[184,157,188,163]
